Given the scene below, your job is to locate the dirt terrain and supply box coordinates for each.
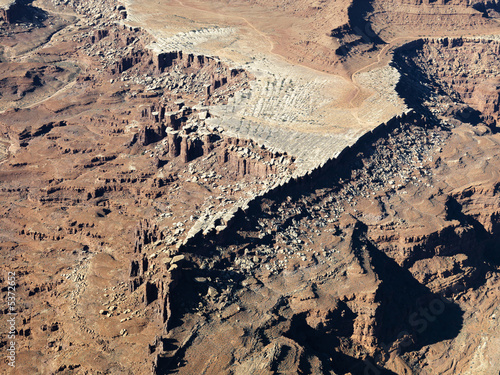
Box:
[0,0,499,374]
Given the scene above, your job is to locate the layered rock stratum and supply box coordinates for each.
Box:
[0,0,499,374]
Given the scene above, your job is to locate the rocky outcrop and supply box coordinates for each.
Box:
[163,93,500,373]
[134,219,162,253]
[0,0,46,25]
[17,120,66,147]
[393,37,500,128]
[0,1,15,23]
[330,0,383,58]
[152,50,247,98]
[111,47,151,75]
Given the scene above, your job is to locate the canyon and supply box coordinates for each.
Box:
[0,0,499,374]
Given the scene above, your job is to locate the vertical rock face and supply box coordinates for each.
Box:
[154,51,182,72]
[0,1,24,24]
[166,131,181,158]
[472,78,500,124]
[153,51,245,88]
[134,219,162,253]
[111,48,150,75]
[91,29,109,43]
[0,6,10,23]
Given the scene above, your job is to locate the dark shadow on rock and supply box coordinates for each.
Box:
[391,40,495,132]
[472,1,500,17]
[284,309,396,375]
[154,263,247,374]
[346,0,385,44]
[6,0,48,25]
[390,41,444,120]
[445,105,484,126]
[331,0,385,57]
[484,237,500,266]
[352,221,464,354]
[446,195,500,269]
[156,355,187,375]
